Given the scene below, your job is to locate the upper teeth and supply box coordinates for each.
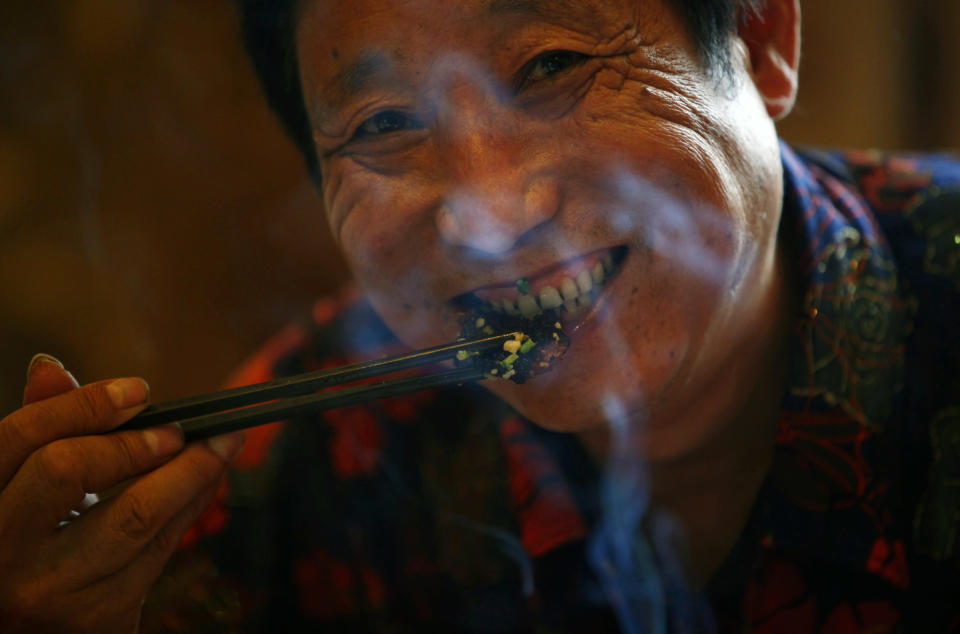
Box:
[560,277,578,301]
[486,251,618,317]
[575,270,593,294]
[591,261,604,284]
[539,286,563,310]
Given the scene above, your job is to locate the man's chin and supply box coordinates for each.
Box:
[483,374,645,434]
[483,369,715,466]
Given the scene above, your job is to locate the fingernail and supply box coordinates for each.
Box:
[206,431,245,462]
[106,378,150,410]
[143,424,184,457]
[26,353,64,382]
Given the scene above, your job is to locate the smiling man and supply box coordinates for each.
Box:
[2,0,959,632]
[293,0,798,595]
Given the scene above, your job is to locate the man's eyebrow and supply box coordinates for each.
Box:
[328,50,394,101]
[310,50,395,130]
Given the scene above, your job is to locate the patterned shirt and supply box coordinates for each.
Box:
[142,144,960,633]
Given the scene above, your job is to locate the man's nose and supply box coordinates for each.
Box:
[433,78,560,255]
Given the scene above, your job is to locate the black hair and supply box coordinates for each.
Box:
[234,0,765,185]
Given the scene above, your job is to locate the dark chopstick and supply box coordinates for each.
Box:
[117,332,516,441]
[170,365,484,442]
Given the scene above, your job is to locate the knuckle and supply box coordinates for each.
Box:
[0,409,41,455]
[183,447,228,485]
[113,494,157,542]
[32,441,84,490]
[109,432,148,472]
[72,386,109,422]
[148,524,180,559]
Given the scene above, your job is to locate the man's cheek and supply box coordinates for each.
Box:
[342,226,436,313]
[340,216,402,285]
[325,159,406,228]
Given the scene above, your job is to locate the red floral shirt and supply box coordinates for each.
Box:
[142,144,960,633]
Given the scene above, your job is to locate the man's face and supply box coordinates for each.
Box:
[296,0,785,458]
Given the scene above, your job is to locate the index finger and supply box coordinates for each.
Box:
[0,378,150,490]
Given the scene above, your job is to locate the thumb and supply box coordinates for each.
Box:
[23,353,80,406]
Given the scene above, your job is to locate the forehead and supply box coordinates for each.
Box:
[297,0,623,44]
[295,0,641,122]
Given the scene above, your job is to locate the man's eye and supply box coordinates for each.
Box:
[518,50,589,88]
[353,110,425,139]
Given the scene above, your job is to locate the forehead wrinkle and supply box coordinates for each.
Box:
[484,0,623,39]
[485,0,587,19]
[485,0,550,17]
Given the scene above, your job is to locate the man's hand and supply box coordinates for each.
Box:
[0,354,245,633]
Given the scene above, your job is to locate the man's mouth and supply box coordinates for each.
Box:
[456,246,628,322]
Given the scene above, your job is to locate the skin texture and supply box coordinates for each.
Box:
[298,0,800,580]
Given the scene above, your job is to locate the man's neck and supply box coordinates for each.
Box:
[646,352,787,584]
[576,234,799,585]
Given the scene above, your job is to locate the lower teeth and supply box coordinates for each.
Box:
[518,295,540,318]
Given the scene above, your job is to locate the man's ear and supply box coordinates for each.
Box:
[738,0,800,120]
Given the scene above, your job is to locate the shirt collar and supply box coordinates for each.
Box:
[779,142,906,428]
[764,143,909,588]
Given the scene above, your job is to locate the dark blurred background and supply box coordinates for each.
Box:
[1,0,958,413]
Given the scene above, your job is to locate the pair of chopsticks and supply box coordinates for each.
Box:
[117,332,517,442]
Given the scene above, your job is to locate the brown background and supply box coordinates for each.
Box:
[1,0,958,414]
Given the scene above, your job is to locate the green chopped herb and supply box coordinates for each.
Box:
[519,339,536,354]
[500,353,519,367]
[516,277,531,295]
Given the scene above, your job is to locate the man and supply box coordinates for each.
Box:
[1,0,958,632]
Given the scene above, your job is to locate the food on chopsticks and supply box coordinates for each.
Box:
[118,330,519,441]
[454,297,569,383]
[117,275,573,441]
